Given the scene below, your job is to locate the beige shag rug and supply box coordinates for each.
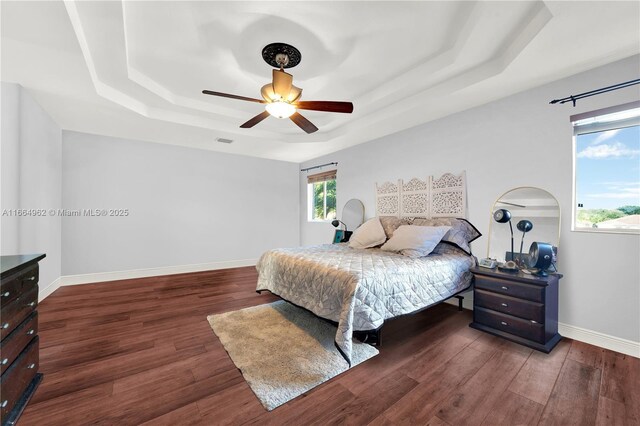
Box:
[207,300,379,411]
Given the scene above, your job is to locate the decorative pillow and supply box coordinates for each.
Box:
[349,217,387,249]
[380,225,451,258]
[378,216,411,239]
[411,218,481,255]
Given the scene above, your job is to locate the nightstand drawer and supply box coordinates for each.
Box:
[474,307,545,343]
[475,289,544,323]
[475,275,543,302]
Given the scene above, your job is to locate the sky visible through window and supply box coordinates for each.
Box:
[576,125,640,210]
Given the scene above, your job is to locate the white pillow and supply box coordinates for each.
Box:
[381,225,451,258]
[349,217,387,249]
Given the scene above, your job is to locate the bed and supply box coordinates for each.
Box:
[256,242,475,365]
[256,172,478,365]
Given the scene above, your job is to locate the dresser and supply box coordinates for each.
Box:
[469,266,562,353]
[1,254,45,426]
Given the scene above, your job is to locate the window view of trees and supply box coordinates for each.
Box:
[311,179,336,220]
[577,205,640,228]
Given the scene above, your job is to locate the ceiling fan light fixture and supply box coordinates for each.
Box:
[286,85,302,103]
[265,101,296,119]
[260,83,278,102]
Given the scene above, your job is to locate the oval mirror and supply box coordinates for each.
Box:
[341,199,365,230]
[487,187,560,263]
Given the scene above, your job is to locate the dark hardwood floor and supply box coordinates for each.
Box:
[20,267,639,425]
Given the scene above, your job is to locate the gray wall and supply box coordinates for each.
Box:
[1,83,21,254]
[1,82,62,289]
[299,55,640,343]
[61,131,300,275]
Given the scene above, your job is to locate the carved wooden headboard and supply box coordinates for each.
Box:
[375,171,467,218]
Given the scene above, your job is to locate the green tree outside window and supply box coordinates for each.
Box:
[312,179,337,220]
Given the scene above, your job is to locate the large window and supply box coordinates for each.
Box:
[572,101,640,233]
[307,170,337,221]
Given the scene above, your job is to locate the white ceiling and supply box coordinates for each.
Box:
[2,1,639,163]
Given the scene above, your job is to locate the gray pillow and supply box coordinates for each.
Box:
[378,216,411,240]
[410,218,481,255]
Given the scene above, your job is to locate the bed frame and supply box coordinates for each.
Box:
[353,287,469,346]
[258,286,469,347]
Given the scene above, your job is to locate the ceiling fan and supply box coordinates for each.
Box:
[202,43,353,134]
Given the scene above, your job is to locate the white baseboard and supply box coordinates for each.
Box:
[60,259,258,286]
[39,277,61,302]
[559,322,639,358]
[444,292,638,358]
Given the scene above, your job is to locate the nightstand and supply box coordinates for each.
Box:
[332,230,353,244]
[469,266,562,353]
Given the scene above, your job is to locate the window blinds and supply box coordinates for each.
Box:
[571,101,640,135]
[307,170,337,184]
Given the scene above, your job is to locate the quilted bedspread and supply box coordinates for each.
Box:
[256,243,475,365]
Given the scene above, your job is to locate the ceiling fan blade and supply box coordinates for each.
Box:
[240,111,270,128]
[202,90,266,104]
[295,101,354,113]
[290,112,318,134]
[272,69,293,98]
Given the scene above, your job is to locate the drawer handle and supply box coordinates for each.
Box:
[27,302,36,307]
[531,320,538,324]
[501,286,509,290]
[27,363,36,369]
[501,321,508,326]
[1,400,7,408]
[25,276,36,281]
[1,358,7,365]
[501,303,508,307]
[2,291,9,297]
[2,323,8,329]
[27,329,35,335]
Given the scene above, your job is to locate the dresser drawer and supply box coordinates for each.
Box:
[474,275,543,303]
[0,312,38,375]
[474,289,544,323]
[0,337,39,424]
[474,307,545,343]
[1,287,38,340]
[0,264,38,308]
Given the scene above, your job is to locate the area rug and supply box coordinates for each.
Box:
[207,300,379,411]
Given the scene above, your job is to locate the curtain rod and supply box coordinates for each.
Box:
[549,78,640,107]
[300,162,338,172]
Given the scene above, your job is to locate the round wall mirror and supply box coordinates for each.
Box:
[341,199,365,230]
[487,187,560,263]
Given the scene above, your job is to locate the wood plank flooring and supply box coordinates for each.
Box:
[19,267,639,425]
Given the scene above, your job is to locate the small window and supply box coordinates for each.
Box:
[307,170,337,221]
[572,101,640,234]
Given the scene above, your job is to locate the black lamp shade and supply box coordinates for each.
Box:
[517,220,533,233]
[493,209,511,223]
[331,219,340,228]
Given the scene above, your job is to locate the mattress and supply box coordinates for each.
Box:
[256,243,475,365]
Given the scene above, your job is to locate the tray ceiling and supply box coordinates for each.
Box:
[2,1,639,162]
